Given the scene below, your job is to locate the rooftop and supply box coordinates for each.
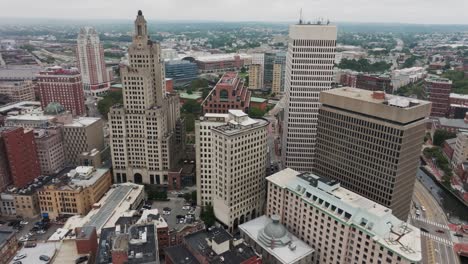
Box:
[0,227,14,248]
[38,66,80,76]
[250,97,267,103]
[0,101,41,114]
[320,87,431,125]
[267,168,422,262]
[165,245,200,264]
[42,166,110,191]
[450,93,468,100]
[211,110,268,136]
[64,117,101,128]
[239,215,314,264]
[435,117,468,129]
[179,92,202,100]
[425,74,452,84]
[195,53,251,63]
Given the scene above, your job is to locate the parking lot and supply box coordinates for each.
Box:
[151,193,200,231]
[0,215,61,242]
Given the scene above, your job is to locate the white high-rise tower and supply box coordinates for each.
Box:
[76,27,110,96]
[281,21,337,172]
[109,11,183,185]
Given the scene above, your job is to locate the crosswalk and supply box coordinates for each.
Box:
[421,232,453,246]
[411,216,449,230]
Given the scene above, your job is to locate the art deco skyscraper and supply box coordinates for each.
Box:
[76,27,110,96]
[281,22,337,172]
[314,88,431,220]
[109,11,182,185]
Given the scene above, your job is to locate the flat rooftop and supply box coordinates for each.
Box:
[43,166,109,191]
[320,87,431,125]
[64,117,101,128]
[165,245,200,264]
[0,101,41,114]
[239,215,314,264]
[0,227,14,248]
[212,110,268,136]
[267,168,422,262]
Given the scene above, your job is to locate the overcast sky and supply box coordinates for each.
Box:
[1,0,467,24]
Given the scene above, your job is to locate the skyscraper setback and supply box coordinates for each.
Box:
[76,27,111,96]
[281,22,337,172]
[109,11,182,185]
[314,88,431,220]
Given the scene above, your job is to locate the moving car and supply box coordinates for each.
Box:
[39,255,50,261]
[435,229,445,234]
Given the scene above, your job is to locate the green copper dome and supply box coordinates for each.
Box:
[44,102,65,115]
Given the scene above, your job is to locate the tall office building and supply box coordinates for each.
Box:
[424,75,452,117]
[209,110,268,233]
[266,168,422,264]
[248,64,262,90]
[109,11,182,185]
[281,22,337,172]
[76,27,111,96]
[263,52,276,89]
[37,66,86,116]
[1,127,41,188]
[195,113,230,206]
[250,53,264,89]
[314,88,431,220]
[271,52,286,95]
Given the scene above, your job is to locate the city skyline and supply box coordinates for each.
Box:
[0,0,467,24]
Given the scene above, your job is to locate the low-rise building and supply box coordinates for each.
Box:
[165,227,261,264]
[38,166,112,220]
[0,80,35,102]
[266,168,422,264]
[240,215,315,264]
[165,59,198,83]
[0,227,18,264]
[195,54,246,73]
[202,72,251,114]
[250,97,267,111]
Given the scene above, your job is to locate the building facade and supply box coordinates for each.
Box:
[281,23,337,172]
[195,113,230,206]
[0,227,18,264]
[211,110,268,233]
[452,130,468,167]
[34,126,66,175]
[314,88,431,220]
[63,117,105,166]
[266,168,422,264]
[164,59,198,83]
[248,64,263,90]
[37,66,86,116]
[425,75,452,117]
[271,52,286,95]
[202,72,251,114]
[76,27,111,96]
[1,127,40,188]
[109,11,183,186]
[196,54,245,73]
[38,166,112,220]
[0,80,35,102]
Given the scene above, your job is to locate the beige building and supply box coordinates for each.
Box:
[63,117,104,166]
[38,166,112,220]
[0,80,35,102]
[109,11,183,185]
[452,129,468,167]
[195,113,230,206]
[267,168,422,264]
[271,63,283,95]
[14,192,40,218]
[211,110,268,233]
[281,23,337,172]
[314,88,431,220]
[34,126,66,175]
[248,64,263,90]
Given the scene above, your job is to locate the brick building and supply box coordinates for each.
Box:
[195,54,245,73]
[425,75,452,117]
[1,127,40,188]
[37,66,86,116]
[201,72,251,114]
[355,74,393,93]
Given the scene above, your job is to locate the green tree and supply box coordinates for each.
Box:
[191,191,197,203]
[191,79,208,89]
[432,129,456,146]
[200,203,215,227]
[240,66,247,74]
[402,56,417,68]
[97,90,123,119]
[182,100,201,114]
[183,192,191,202]
[248,107,266,118]
[338,59,392,73]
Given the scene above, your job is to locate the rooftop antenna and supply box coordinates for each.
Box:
[299,8,303,24]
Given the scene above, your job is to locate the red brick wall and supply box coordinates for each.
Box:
[158,226,169,254]
[250,101,267,111]
[75,227,98,256]
[2,128,40,188]
[426,81,452,117]
[111,250,129,264]
[168,171,181,190]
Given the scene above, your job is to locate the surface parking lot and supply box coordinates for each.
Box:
[151,193,200,231]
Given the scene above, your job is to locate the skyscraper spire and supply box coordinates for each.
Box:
[134,9,148,43]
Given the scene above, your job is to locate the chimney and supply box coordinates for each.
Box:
[372,91,385,100]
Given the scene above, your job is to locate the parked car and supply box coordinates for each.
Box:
[436,229,445,234]
[12,261,22,264]
[421,206,426,212]
[39,255,50,261]
[454,233,464,238]
[75,255,89,264]
[13,254,27,261]
[25,242,37,248]
[420,227,429,233]
[20,221,28,225]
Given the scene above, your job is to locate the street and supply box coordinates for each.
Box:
[412,179,460,264]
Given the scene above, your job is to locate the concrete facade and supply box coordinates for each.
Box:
[0,80,35,102]
[34,126,66,175]
[109,11,183,186]
[314,88,431,220]
[281,23,337,172]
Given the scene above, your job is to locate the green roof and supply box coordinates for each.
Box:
[179,92,202,100]
[250,97,267,103]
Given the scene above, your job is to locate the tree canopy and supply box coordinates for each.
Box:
[97,90,123,119]
[338,59,392,73]
[432,129,456,146]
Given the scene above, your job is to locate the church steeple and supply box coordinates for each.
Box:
[133,10,148,44]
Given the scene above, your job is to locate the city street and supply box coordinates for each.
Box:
[412,180,460,264]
